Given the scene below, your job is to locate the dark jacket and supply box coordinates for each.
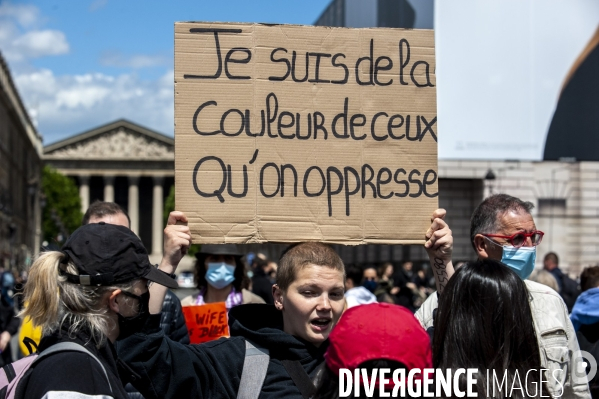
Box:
[251,270,274,305]
[0,296,20,367]
[160,290,190,344]
[17,322,130,399]
[118,304,327,399]
[122,289,189,399]
[549,267,580,312]
[393,270,415,311]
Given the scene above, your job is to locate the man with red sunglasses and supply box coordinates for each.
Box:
[418,193,591,399]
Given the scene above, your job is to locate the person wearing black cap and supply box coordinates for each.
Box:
[83,202,189,344]
[82,202,190,399]
[180,244,264,309]
[17,222,178,399]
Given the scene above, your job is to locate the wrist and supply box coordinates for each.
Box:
[158,259,177,274]
[429,254,451,265]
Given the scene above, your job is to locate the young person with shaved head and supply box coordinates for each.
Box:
[117,209,451,399]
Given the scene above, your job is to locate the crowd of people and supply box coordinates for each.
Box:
[0,193,598,398]
[243,250,435,312]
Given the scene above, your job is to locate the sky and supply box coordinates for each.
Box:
[1,0,598,159]
[435,0,599,159]
[0,0,331,144]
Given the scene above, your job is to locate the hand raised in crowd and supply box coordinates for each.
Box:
[160,211,192,274]
[424,208,453,260]
[424,208,455,293]
[151,211,192,314]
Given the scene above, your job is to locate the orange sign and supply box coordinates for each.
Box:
[182,302,230,344]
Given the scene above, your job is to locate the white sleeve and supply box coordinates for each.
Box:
[414,291,438,330]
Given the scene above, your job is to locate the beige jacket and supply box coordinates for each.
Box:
[415,280,591,399]
[181,288,265,307]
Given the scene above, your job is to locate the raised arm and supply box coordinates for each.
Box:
[424,208,454,294]
[150,211,191,314]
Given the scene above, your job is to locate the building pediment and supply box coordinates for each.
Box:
[44,119,174,161]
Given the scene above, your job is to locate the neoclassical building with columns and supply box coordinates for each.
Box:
[43,120,599,276]
[43,119,174,255]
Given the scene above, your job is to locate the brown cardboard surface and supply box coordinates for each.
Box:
[175,22,438,244]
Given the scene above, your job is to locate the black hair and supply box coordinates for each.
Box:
[315,360,414,399]
[82,200,130,227]
[470,194,534,250]
[581,265,599,292]
[253,257,268,270]
[194,254,249,292]
[543,252,559,265]
[345,266,363,287]
[433,259,545,398]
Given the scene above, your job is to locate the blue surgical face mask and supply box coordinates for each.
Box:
[205,262,236,289]
[500,245,536,280]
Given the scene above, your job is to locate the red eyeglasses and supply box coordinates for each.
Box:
[482,231,544,248]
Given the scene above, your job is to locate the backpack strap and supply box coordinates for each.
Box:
[281,360,316,399]
[236,339,270,399]
[33,342,113,393]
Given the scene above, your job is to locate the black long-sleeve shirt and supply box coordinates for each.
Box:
[118,304,327,399]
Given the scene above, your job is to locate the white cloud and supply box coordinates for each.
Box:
[0,20,18,43]
[100,51,169,69]
[14,69,174,143]
[56,86,110,108]
[12,30,69,58]
[0,3,69,63]
[0,2,40,28]
[1,2,173,143]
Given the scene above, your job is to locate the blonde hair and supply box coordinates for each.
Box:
[21,251,137,346]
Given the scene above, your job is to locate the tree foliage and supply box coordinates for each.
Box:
[41,166,83,247]
[164,185,200,257]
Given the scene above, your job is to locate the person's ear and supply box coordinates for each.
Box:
[272,284,284,310]
[108,289,122,313]
[473,235,490,259]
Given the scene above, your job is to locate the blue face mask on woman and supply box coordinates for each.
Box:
[205,262,236,289]
[500,246,536,280]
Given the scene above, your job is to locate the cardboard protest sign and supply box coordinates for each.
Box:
[175,22,438,244]
[182,302,229,344]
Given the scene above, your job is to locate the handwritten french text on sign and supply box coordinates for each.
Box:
[182,303,229,344]
[175,23,438,244]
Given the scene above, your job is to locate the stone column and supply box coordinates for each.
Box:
[152,176,164,255]
[79,175,90,213]
[128,175,140,235]
[103,175,115,203]
[33,184,41,257]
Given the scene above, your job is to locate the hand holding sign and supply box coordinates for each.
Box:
[424,209,452,260]
[160,211,191,274]
[424,208,454,294]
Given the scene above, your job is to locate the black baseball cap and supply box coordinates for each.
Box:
[61,222,178,289]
